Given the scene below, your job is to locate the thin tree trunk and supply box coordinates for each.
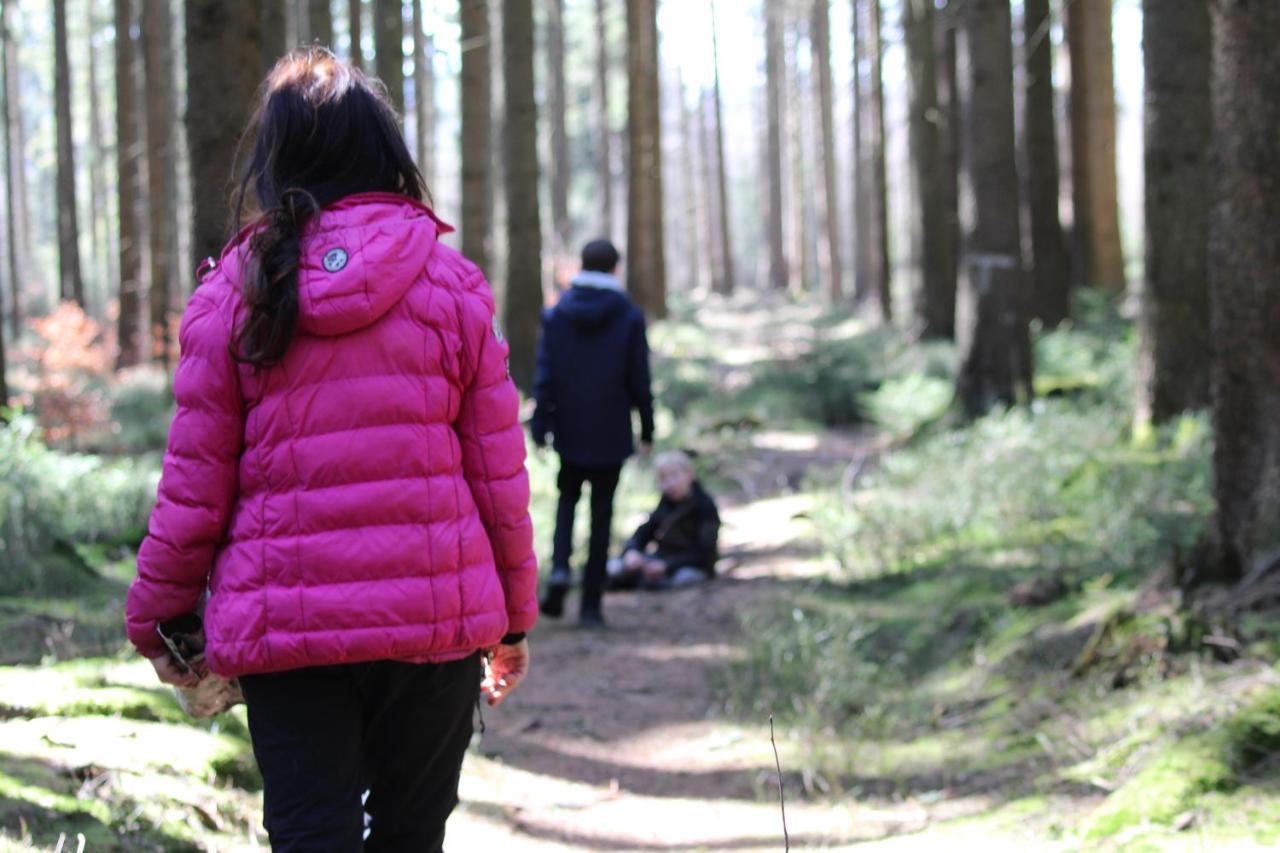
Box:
[696,89,720,294]
[1206,0,1280,584]
[865,0,890,319]
[594,0,612,238]
[374,0,404,113]
[936,3,959,335]
[459,0,491,274]
[625,0,665,316]
[186,0,263,268]
[143,0,176,368]
[954,0,1032,417]
[1136,0,1211,425]
[810,0,840,301]
[851,2,870,306]
[763,0,786,291]
[904,0,952,338]
[1022,0,1070,327]
[412,0,435,188]
[1066,0,1126,292]
[1,0,26,337]
[309,0,334,47]
[262,0,287,71]
[54,0,84,306]
[708,0,734,296]
[488,0,506,287]
[348,0,364,67]
[86,0,110,319]
[502,0,541,392]
[546,0,570,251]
[114,0,144,367]
[786,16,811,295]
[675,67,700,291]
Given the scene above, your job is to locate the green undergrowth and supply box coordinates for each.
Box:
[727,300,1280,846]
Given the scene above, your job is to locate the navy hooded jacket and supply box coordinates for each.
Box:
[531,274,655,466]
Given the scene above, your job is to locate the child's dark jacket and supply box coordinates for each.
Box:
[624,481,721,573]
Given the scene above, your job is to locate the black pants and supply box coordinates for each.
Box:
[239,653,481,853]
[552,460,623,614]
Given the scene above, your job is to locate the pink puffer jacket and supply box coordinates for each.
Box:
[125,193,538,677]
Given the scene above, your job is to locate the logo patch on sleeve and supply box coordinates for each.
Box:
[492,316,506,344]
[322,248,349,273]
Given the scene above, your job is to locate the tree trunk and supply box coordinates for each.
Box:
[308,0,334,47]
[904,0,952,337]
[114,0,144,367]
[936,3,959,337]
[1021,0,1070,327]
[625,0,665,317]
[54,0,84,306]
[348,0,364,67]
[810,0,840,301]
[374,0,404,113]
[1207,0,1280,584]
[187,0,263,268]
[954,0,1032,417]
[852,0,889,318]
[786,15,812,295]
[1135,0,1211,425]
[412,0,435,188]
[546,0,570,251]
[1,0,27,337]
[594,0,613,238]
[261,0,287,72]
[696,89,720,294]
[459,0,491,275]
[763,0,786,291]
[501,0,541,392]
[708,0,734,296]
[143,0,176,367]
[85,0,109,318]
[1066,0,1126,292]
[675,68,700,291]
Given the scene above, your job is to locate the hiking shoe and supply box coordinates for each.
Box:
[577,609,607,630]
[539,569,571,618]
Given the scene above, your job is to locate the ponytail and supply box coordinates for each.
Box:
[231,189,316,367]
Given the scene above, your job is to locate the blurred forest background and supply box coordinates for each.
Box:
[1,0,1279,850]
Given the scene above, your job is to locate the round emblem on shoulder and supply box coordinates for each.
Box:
[322,247,349,273]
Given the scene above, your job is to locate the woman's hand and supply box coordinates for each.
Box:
[481,639,530,707]
[148,654,200,688]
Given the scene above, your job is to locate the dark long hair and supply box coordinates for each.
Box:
[230,48,427,367]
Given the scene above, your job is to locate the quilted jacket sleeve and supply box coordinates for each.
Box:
[125,287,243,659]
[454,278,539,636]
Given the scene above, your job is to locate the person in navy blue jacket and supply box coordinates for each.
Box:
[531,239,654,628]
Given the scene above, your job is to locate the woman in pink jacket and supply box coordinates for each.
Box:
[124,48,537,851]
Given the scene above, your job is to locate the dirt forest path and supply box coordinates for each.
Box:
[442,429,928,851]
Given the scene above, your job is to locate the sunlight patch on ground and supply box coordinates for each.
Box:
[625,642,742,664]
[751,430,824,453]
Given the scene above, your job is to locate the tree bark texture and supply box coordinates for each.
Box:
[143,0,176,366]
[2,0,28,337]
[1207,0,1280,584]
[114,0,144,367]
[348,0,364,67]
[459,0,491,275]
[1136,0,1211,425]
[308,0,334,47]
[786,17,812,295]
[594,0,613,238]
[186,0,263,268]
[374,0,404,114]
[810,0,841,301]
[501,0,541,393]
[546,0,571,250]
[413,0,435,188]
[54,0,84,306]
[708,0,734,296]
[86,1,109,314]
[1021,0,1069,326]
[954,0,1032,417]
[763,0,786,291]
[853,0,890,319]
[1066,0,1126,291]
[936,6,960,335]
[625,0,665,317]
[675,69,700,291]
[904,0,952,338]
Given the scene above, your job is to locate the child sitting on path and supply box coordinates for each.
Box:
[608,451,721,590]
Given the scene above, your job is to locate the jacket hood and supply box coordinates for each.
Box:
[556,282,630,329]
[216,192,450,337]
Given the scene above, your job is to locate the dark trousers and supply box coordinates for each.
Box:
[239,653,481,853]
[552,460,623,614]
